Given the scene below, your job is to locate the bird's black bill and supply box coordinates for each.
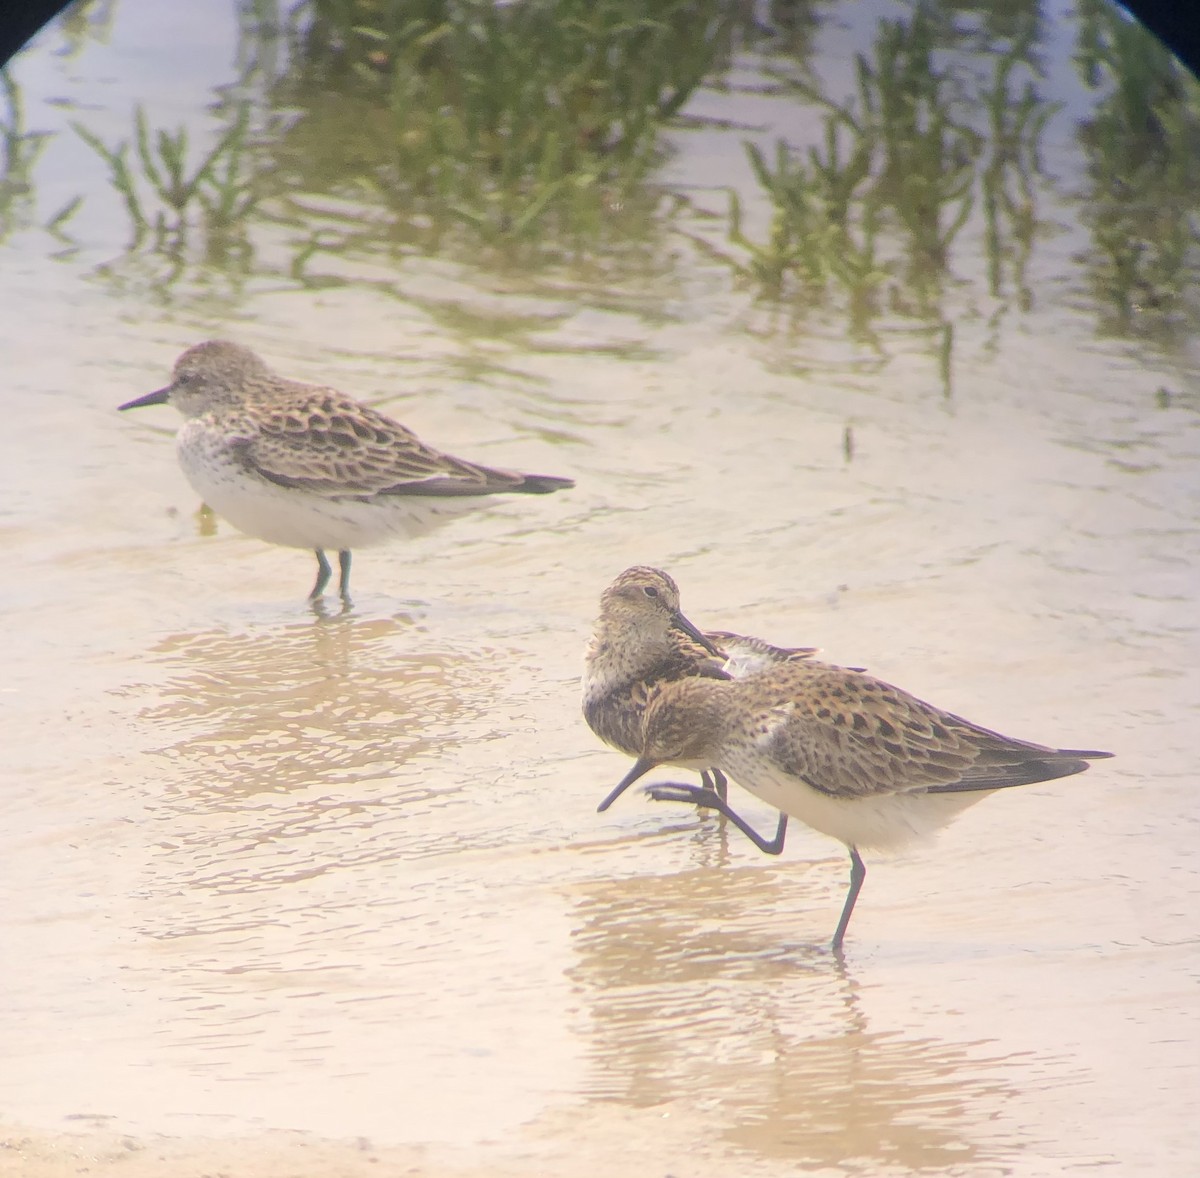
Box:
[670,610,722,656]
[596,757,656,813]
[118,386,171,411]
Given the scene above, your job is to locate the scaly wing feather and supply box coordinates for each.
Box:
[232,389,540,499]
[748,663,1101,799]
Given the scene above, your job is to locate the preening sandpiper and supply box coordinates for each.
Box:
[120,341,575,599]
[583,566,815,810]
[594,568,1113,950]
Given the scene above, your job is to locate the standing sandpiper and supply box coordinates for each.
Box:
[120,341,575,600]
[583,566,815,812]
[594,569,1113,950]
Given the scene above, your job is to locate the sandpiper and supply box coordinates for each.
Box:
[583,566,815,810]
[119,341,575,599]
[595,573,1113,950]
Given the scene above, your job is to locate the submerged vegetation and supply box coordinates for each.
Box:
[0,68,54,241]
[72,104,259,257]
[719,4,1056,345]
[269,0,732,252]
[14,0,1200,349]
[1075,0,1200,336]
[55,0,741,288]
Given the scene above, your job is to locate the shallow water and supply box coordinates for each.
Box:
[2,1,1199,1175]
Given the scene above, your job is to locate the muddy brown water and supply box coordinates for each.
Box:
[1,2,1197,1175]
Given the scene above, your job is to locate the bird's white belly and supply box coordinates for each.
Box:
[177,431,485,551]
[722,751,990,851]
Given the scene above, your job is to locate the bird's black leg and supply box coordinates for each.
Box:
[310,549,333,599]
[702,768,729,803]
[831,847,866,951]
[644,782,788,856]
[337,549,353,599]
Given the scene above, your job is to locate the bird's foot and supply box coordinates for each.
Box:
[644,782,723,810]
[645,781,789,856]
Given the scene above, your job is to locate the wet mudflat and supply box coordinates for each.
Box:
[1,2,1197,1175]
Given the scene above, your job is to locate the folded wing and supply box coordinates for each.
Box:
[233,390,572,499]
[750,663,1110,799]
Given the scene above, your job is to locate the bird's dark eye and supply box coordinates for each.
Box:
[643,586,659,598]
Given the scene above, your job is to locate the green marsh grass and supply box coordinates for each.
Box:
[1075,0,1200,334]
[714,6,1058,379]
[264,0,731,260]
[0,70,54,241]
[72,103,259,258]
